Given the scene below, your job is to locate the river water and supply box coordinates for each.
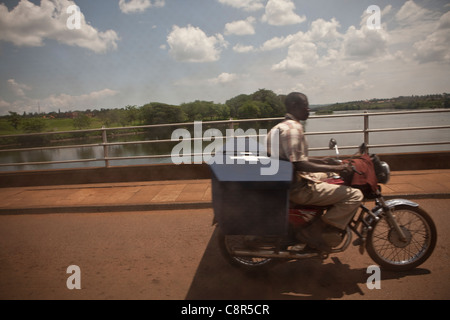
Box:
[0,109,449,172]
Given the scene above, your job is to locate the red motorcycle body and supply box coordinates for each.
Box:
[288,177,345,228]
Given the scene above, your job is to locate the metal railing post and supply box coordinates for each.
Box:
[102,126,109,168]
[228,118,235,130]
[364,111,369,152]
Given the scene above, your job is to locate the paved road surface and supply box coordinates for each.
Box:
[0,199,449,300]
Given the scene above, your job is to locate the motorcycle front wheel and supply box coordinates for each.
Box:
[366,205,437,271]
[217,228,279,272]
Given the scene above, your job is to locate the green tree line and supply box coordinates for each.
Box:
[1,89,285,134]
[314,93,450,114]
[2,91,449,135]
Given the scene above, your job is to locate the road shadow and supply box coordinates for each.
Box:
[185,228,430,300]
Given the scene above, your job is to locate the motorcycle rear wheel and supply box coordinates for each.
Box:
[217,228,279,271]
[366,205,437,271]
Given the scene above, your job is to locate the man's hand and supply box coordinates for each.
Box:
[335,163,351,173]
[337,163,354,183]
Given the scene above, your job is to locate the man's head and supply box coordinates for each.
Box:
[285,92,310,121]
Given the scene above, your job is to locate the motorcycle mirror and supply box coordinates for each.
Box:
[359,143,367,154]
[329,138,337,150]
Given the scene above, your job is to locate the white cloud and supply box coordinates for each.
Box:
[260,33,297,51]
[413,11,450,63]
[119,0,151,13]
[342,24,388,59]
[224,17,256,36]
[263,2,449,104]
[267,18,341,74]
[167,25,228,62]
[209,73,238,84]
[381,5,392,17]
[261,18,341,52]
[217,0,265,12]
[343,79,372,91]
[119,0,165,14]
[382,1,450,64]
[339,5,389,60]
[438,10,450,29]
[344,62,369,77]
[262,0,306,26]
[308,18,342,45]
[0,99,12,115]
[0,0,119,54]
[233,44,255,53]
[269,13,390,76]
[0,86,119,115]
[388,3,436,45]
[272,42,318,74]
[44,88,119,110]
[7,79,31,98]
[395,0,434,26]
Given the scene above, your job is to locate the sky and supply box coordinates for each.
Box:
[0,0,449,115]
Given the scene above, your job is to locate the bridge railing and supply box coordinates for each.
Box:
[0,109,449,170]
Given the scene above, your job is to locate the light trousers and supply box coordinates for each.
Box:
[289,180,364,230]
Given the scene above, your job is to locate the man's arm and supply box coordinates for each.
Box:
[293,160,347,174]
[308,157,342,165]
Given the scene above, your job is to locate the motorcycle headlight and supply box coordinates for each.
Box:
[376,161,390,184]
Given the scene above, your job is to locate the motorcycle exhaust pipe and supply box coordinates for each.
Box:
[231,228,352,259]
[232,249,320,260]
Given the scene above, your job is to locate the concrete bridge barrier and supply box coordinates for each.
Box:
[0,151,449,188]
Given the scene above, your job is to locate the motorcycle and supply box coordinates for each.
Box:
[212,139,437,272]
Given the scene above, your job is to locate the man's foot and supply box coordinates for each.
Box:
[296,219,341,253]
[322,225,344,247]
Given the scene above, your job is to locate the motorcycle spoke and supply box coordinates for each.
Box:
[223,235,275,267]
[370,209,431,266]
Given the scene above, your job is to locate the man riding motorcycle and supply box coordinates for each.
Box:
[267,92,364,252]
